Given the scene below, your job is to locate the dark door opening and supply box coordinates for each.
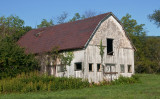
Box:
[107,38,113,55]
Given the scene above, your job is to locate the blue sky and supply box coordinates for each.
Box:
[0,0,159,36]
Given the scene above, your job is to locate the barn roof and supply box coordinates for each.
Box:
[17,12,111,54]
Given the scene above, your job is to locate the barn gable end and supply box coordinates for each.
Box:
[83,14,135,82]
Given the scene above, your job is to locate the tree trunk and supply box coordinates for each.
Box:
[53,65,56,76]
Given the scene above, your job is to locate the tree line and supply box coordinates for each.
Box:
[37,10,98,28]
[0,10,159,79]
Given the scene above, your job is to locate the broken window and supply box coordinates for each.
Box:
[89,63,93,72]
[128,65,132,73]
[75,62,82,71]
[104,64,116,73]
[97,64,101,72]
[120,64,125,73]
[57,65,64,72]
[107,38,113,55]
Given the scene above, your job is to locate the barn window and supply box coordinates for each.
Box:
[120,64,125,73]
[57,65,64,72]
[107,38,113,55]
[97,64,101,72]
[128,65,132,73]
[75,62,82,71]
[89,63,93,72]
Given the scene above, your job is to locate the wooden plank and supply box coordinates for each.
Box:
[104,72,118,74]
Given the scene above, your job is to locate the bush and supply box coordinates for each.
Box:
[111,75,140,85]
[0,71,90,93]
[0,36,39,79]
[0,71,140,94]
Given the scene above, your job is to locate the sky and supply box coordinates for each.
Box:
[0,0,159,36]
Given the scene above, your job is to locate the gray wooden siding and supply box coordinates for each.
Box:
[38,15,134,83]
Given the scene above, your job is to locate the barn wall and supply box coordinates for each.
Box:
[64,50,85,78]
[85,15,134,82]
[36,50,85,78]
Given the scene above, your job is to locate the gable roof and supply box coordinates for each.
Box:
[18,12,135,54]
[17,12,111,54]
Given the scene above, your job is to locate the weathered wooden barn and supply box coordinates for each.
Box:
[18,12,135,83]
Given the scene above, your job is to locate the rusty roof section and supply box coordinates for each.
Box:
[17,12,111,54]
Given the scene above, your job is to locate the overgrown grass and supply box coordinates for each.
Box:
[0,74,159,99]
[0,72,90,93]
[111,74,140,85]
[0,71,139,94]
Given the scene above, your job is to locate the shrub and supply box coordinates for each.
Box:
[111,75,140,85]
[0,71,90,93]
[0,35,39,79]
[0,71,140,94]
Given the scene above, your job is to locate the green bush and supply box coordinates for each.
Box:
[0,71,90,93]
[0,71,140,94]
[0,36,39,79]
[111,75,140,85]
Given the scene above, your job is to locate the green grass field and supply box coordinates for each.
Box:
[0,74,160,99]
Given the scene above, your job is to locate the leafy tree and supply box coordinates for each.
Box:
[50,46,74,76]
[51,46,60,76]
[22,26,32,32]
[60,51,74,76]
[0,15,32,41]
[0,15,24,36]
[121,14,147,73]
[0,15,38,79]
[69,10,97,22]
[37,19,54,28]
[10,26,32,42]
[0,36,39,79]
[99,40,105,75]
[69,13,82,22]
[144,37,160,73]
[148,9,160,27]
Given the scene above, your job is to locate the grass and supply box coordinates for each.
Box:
[0,74,160,99]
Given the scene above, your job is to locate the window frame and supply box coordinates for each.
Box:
[106,38,114,55]
[57,65,64,73]
[89,63,93,72]
[74,62,82,71]
[97,64,101,72]
[128,65,132,73]
[120,64,125,73]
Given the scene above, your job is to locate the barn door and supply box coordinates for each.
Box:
[104,64,117,81]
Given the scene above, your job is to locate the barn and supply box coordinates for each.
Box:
[18,12,135,83]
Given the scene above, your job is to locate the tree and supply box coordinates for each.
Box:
[69,10,98,22]
[0,36,39,79]
[121,13,147,73]
[37,19,54,28]
[51,46,60,76]
[145,37,160,73]
[148,9,160,27]
[57,12,68,24]
[0,15,32,41]
[99,40,105,75]
[69,13,82,22]
[0,15,24,36]
[82,10,97,18]
[50,47,74,76]
[60,51,74,76]
[22,26,32,32]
